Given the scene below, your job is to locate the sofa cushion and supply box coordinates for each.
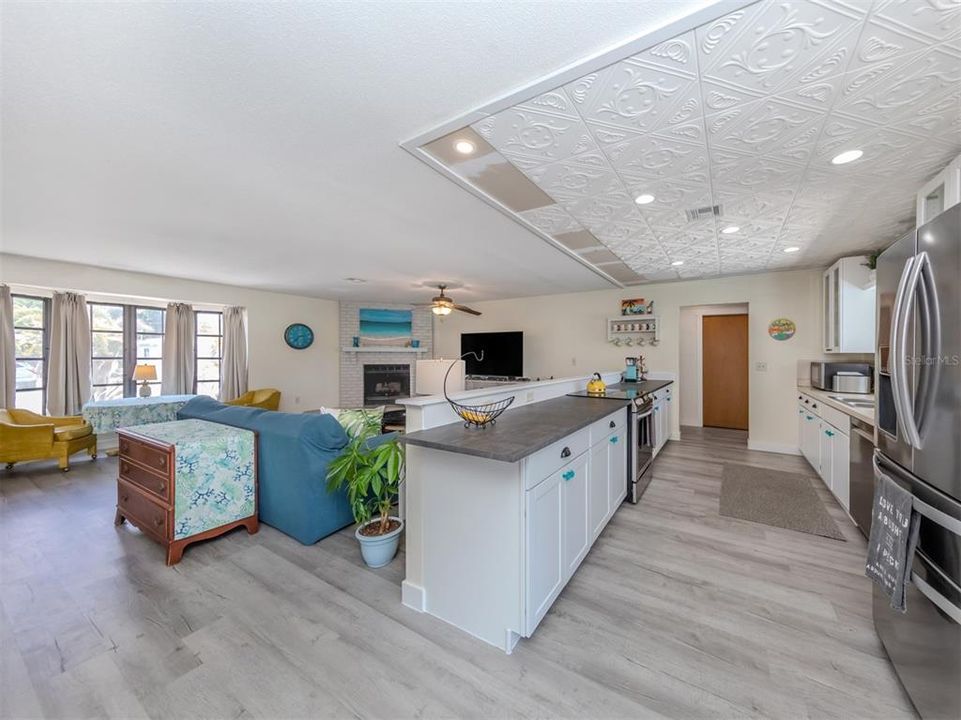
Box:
[54,424,92,441]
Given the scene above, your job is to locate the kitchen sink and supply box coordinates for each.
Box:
[828,395,874,408]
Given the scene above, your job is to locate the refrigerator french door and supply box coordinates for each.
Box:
[874,204,961,720]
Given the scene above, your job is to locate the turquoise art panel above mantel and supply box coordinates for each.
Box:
[359,308,412,337]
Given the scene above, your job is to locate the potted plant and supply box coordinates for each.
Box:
[326,420,405,568]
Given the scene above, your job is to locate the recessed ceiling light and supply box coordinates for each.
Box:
[454,140,475,155]
[831,149,863,165]
[344,277,366,283]
[634,194,655,205]
[671,260,684,266]
[783,246,801,253]
[721,225,740,234]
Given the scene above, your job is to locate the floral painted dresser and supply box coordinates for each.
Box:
[115,419,258,565]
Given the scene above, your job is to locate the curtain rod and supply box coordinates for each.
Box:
[4,281,228,311]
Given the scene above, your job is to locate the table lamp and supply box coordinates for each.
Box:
[132,364,158,397]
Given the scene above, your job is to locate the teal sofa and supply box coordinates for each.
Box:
[177,396,394,545]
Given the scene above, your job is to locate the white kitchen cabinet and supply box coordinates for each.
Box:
[561,453,590,579]
[798,392,852,512]
[822,257,875,354]
[800,404,821,470]
[526,468,564,634]
[589,441,609,540]
[607,426,627,513]
[917,152,961,226]
[652,385,672,456]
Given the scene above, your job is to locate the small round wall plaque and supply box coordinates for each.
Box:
[768,318,796,341]
[284,323,314,349]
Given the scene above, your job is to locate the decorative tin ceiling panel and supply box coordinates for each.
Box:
[425,0,961,282]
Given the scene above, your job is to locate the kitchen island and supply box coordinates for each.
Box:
[400,395,630,652]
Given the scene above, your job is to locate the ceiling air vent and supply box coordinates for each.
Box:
[685,204,723,222]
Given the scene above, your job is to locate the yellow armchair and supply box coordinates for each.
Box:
[224,388,281,411]
[0,409,98,472]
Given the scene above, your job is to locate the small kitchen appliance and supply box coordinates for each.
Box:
[810,361,872,391]
[623,357,638,382]
[586,373,607,395]
[832,370,872,394]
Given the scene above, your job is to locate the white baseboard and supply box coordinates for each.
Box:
[401,580,425,612]
[747,440,801,456]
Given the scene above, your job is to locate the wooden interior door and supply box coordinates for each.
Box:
[702,314,749,430]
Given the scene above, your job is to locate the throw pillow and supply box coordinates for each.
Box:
[321,406,384,438]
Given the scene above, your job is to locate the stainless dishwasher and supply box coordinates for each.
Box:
[848,417,875,538]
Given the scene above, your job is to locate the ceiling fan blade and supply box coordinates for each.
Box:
[453,304,482,316]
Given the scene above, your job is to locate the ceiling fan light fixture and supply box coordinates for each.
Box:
[431,304,453,316]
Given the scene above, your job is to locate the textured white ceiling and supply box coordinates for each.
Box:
[423,0,961,282]
[1,0,720,302]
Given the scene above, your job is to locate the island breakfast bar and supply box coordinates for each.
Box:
[400,394,629,652]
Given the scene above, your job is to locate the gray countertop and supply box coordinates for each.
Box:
[400,395,631,463]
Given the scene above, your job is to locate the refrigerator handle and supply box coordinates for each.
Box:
[896,253,927,449]
[889,255,915,445]
[915,253,942,439]
[912,572,961,625]
[873,452,961,537]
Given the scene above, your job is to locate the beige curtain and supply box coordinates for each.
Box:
[47,292,92,415]
[162,303,195,395]
[220,306,248,401]
[0,285,15,408]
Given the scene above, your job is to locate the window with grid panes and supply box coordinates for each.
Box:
[195,311,223,398]
[12,295,49,413]
[89,303,126,400]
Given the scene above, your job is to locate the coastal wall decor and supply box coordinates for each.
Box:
[621,298,654,316]
[359,308,413,347]
[768,318,796,341]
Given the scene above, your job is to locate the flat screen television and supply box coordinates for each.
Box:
[460,331,523,377]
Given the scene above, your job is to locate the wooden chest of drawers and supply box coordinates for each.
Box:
[115,419,258,565]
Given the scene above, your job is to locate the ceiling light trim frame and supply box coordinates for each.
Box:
[399,0,758,288]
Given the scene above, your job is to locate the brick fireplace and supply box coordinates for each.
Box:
[338,302,433,407]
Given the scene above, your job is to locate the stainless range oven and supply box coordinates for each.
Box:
[568,385,658,505]
[631,397,656,503]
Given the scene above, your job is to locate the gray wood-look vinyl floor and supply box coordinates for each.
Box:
[1,428,917,720]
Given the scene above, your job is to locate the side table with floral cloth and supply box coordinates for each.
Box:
[82,395,197,435]
[115,418,257,565]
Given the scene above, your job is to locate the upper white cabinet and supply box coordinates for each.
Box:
[822,256,875,354]
[917,153,961,227]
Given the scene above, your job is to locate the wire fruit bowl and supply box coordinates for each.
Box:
[444,352,515,428]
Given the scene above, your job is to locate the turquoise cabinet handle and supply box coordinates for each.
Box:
[610,436,619,444]
[825,430,835,437]
[562,470,575,481]
[806,415,813,420]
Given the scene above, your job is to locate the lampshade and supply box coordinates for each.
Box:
[431,305,452,316]
[132,364,158,381]
[416,359,464,396]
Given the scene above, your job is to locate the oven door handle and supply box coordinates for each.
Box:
[636,408,653,420]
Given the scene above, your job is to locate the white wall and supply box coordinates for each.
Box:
[434,270,826,454]
[678,303,749,428]
[0,254,340,411]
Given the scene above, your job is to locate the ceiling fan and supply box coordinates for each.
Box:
[417,284,481,316]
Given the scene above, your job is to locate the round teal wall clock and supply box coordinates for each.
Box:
[284,323,314,349]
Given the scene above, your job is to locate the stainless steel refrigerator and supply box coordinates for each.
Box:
[874,203,960,720]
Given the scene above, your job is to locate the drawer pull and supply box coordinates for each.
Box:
[560,447,571,459]
[121,494,129,503]
[610,436,619,444]
[609,420,616,428]
[153,517,163,527]
[812,403,818,409]
[120,441,129,453]
[562,470,575,481]
[806,415,814,420]
[825,430,835,437]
